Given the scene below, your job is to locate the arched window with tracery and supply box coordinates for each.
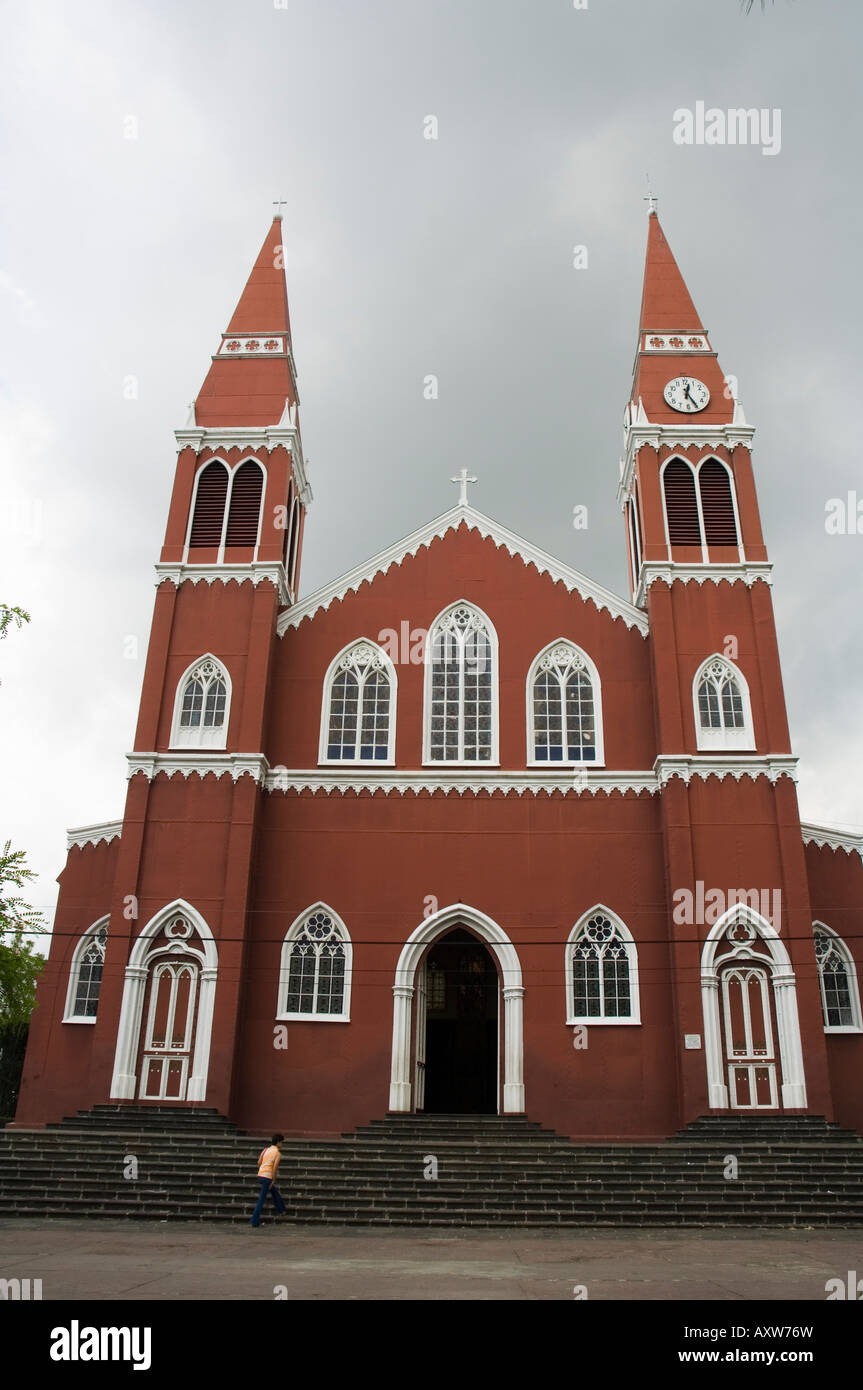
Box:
[171,655,231,749]
[424,602,498,764]
[566,909,640,1024]
[528,641,602,765]
[694,655,755,751]
[64,918,109,1022]
[814,924,862,1031]
[278,905,352,1021]
[320,641,395,764]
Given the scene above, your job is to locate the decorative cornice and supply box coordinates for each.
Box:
[618,422,756,506]
[174,414,311,507]
[655,755,798,787]
[127,753,270,784]
[66,820,123,851]
[635,562,773,608]
[801,821,863,857]
[155,562,292,608]
[277,505,649,637]
[641,332,711,353]
[265,769,658,797]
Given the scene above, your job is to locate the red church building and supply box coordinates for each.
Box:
[13,209,863,1141]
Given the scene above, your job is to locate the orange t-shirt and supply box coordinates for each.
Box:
[258,1145,280,1179]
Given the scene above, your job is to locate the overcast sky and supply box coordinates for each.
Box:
[2,0,862,938]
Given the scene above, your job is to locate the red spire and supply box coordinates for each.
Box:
[639,211,704,335]
[195,216,298,428]
[631,211,733,425]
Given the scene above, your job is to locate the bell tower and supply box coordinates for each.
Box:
[620,207,832,1122]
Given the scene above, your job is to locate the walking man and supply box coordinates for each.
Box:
[250,1133,287,1227]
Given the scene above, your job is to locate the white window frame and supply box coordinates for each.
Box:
[183,456,267,563]
[813,921,863,1033]
[277,903,352,1022]
[422,599,500,766]
[63,916,109,1023]
[170,654,232,750]
[565,905,641,1025]
[318,639,397,766]
[660,455,743,564]
[526,639,605,767]
[693,653,755,752]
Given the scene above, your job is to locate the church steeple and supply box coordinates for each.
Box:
[195,215,299,428]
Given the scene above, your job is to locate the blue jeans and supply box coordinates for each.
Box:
[250,1177,286,1226]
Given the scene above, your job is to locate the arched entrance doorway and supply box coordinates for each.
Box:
[420,929,498,1114]
[389,903,524,1114]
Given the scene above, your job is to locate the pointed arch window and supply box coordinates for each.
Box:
[814,924,862,1032]
[566,908,640,1025]
[320,641,396,764]
[187,458,266,557]
[662,458,701,546]
[224,460,264,546]
[693,655,755,751]
[171,656,231,749]
[278,905,352,1021]
[424,603,498,764]
[698,459,739,546]
[64,918,109,1022]
[527,641,603,765]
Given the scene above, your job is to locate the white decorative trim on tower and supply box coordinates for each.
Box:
[66,820,123,851]
[641,332,711,352]
[635,562,772,609]
[265,768,657,797]
[655,754,798,787]
[278,505,649,637]
[801,822,863,857]
[218,335,286,356]
[154,562,292,608]
[127,753,269,784]
[617,422,756,507]
[174,409,311,508]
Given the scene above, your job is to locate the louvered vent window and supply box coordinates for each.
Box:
[225,462,263,546]
[663,459,701,545]
[699,460,738,545]
[189,463,229,547]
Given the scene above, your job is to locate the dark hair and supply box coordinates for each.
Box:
[271,1134,284,1145]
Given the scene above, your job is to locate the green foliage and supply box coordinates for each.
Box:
[0,842,46,1026]
[0,605,30,642]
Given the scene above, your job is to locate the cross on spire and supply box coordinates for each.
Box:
[451,468,478,507]
[643,175,658,216]
[273,198,287,219]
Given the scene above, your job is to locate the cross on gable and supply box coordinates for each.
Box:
[451,468,478,507]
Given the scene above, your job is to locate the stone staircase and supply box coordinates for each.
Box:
[1,1105,861,1226]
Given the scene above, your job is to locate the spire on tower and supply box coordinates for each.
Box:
[194,215,298,428]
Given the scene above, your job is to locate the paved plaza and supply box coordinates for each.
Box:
[1,1220,860,1300]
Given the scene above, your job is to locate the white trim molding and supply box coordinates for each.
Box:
[66,820,123,851]
[565,904,641,1025]
[278,504,649,637]
[155,562,292,609]
[110,898,218,1103]
[127,753,269,783]
[635,562,772,610]
[801,822,863,858]
[700,903,807,1110]
[265,768,658,797]
[276,902,352,1022]
[655,755,797,786]
[389,903,524,1113]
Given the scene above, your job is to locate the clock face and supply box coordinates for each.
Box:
[664,376,710,413]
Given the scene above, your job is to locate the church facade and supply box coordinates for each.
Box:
[13,212,863,1140]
